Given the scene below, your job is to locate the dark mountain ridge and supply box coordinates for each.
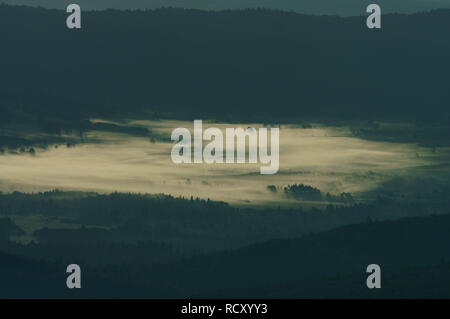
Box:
[1,5,450,125]
[2,211,450,298]
[3,0,450,16]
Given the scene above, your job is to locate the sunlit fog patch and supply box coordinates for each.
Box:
[0,119,445,207]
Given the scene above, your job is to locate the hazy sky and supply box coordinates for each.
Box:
[2,0,450,16]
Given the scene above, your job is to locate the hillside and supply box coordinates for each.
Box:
[150,213,450,296]
[2,208,450,297]
[1,6,450,126]
[3,0,450,16]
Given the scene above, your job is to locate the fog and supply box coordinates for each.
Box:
[0,119,447,207]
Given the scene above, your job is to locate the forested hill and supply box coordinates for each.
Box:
[3,0,450,16]
[1,5,450,123]
[2,207,450,298]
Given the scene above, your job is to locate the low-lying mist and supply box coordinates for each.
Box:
[0,119,448,207]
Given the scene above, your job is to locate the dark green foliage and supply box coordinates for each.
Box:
[284,184,323,201]
[1,6,450,125]
[0,217,25,241]
[2,208,450,298]
[283,184,355,203]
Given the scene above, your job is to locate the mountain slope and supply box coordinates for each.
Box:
[2,212,450,298]
[1,6,450,122]
[3,0,450,16]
